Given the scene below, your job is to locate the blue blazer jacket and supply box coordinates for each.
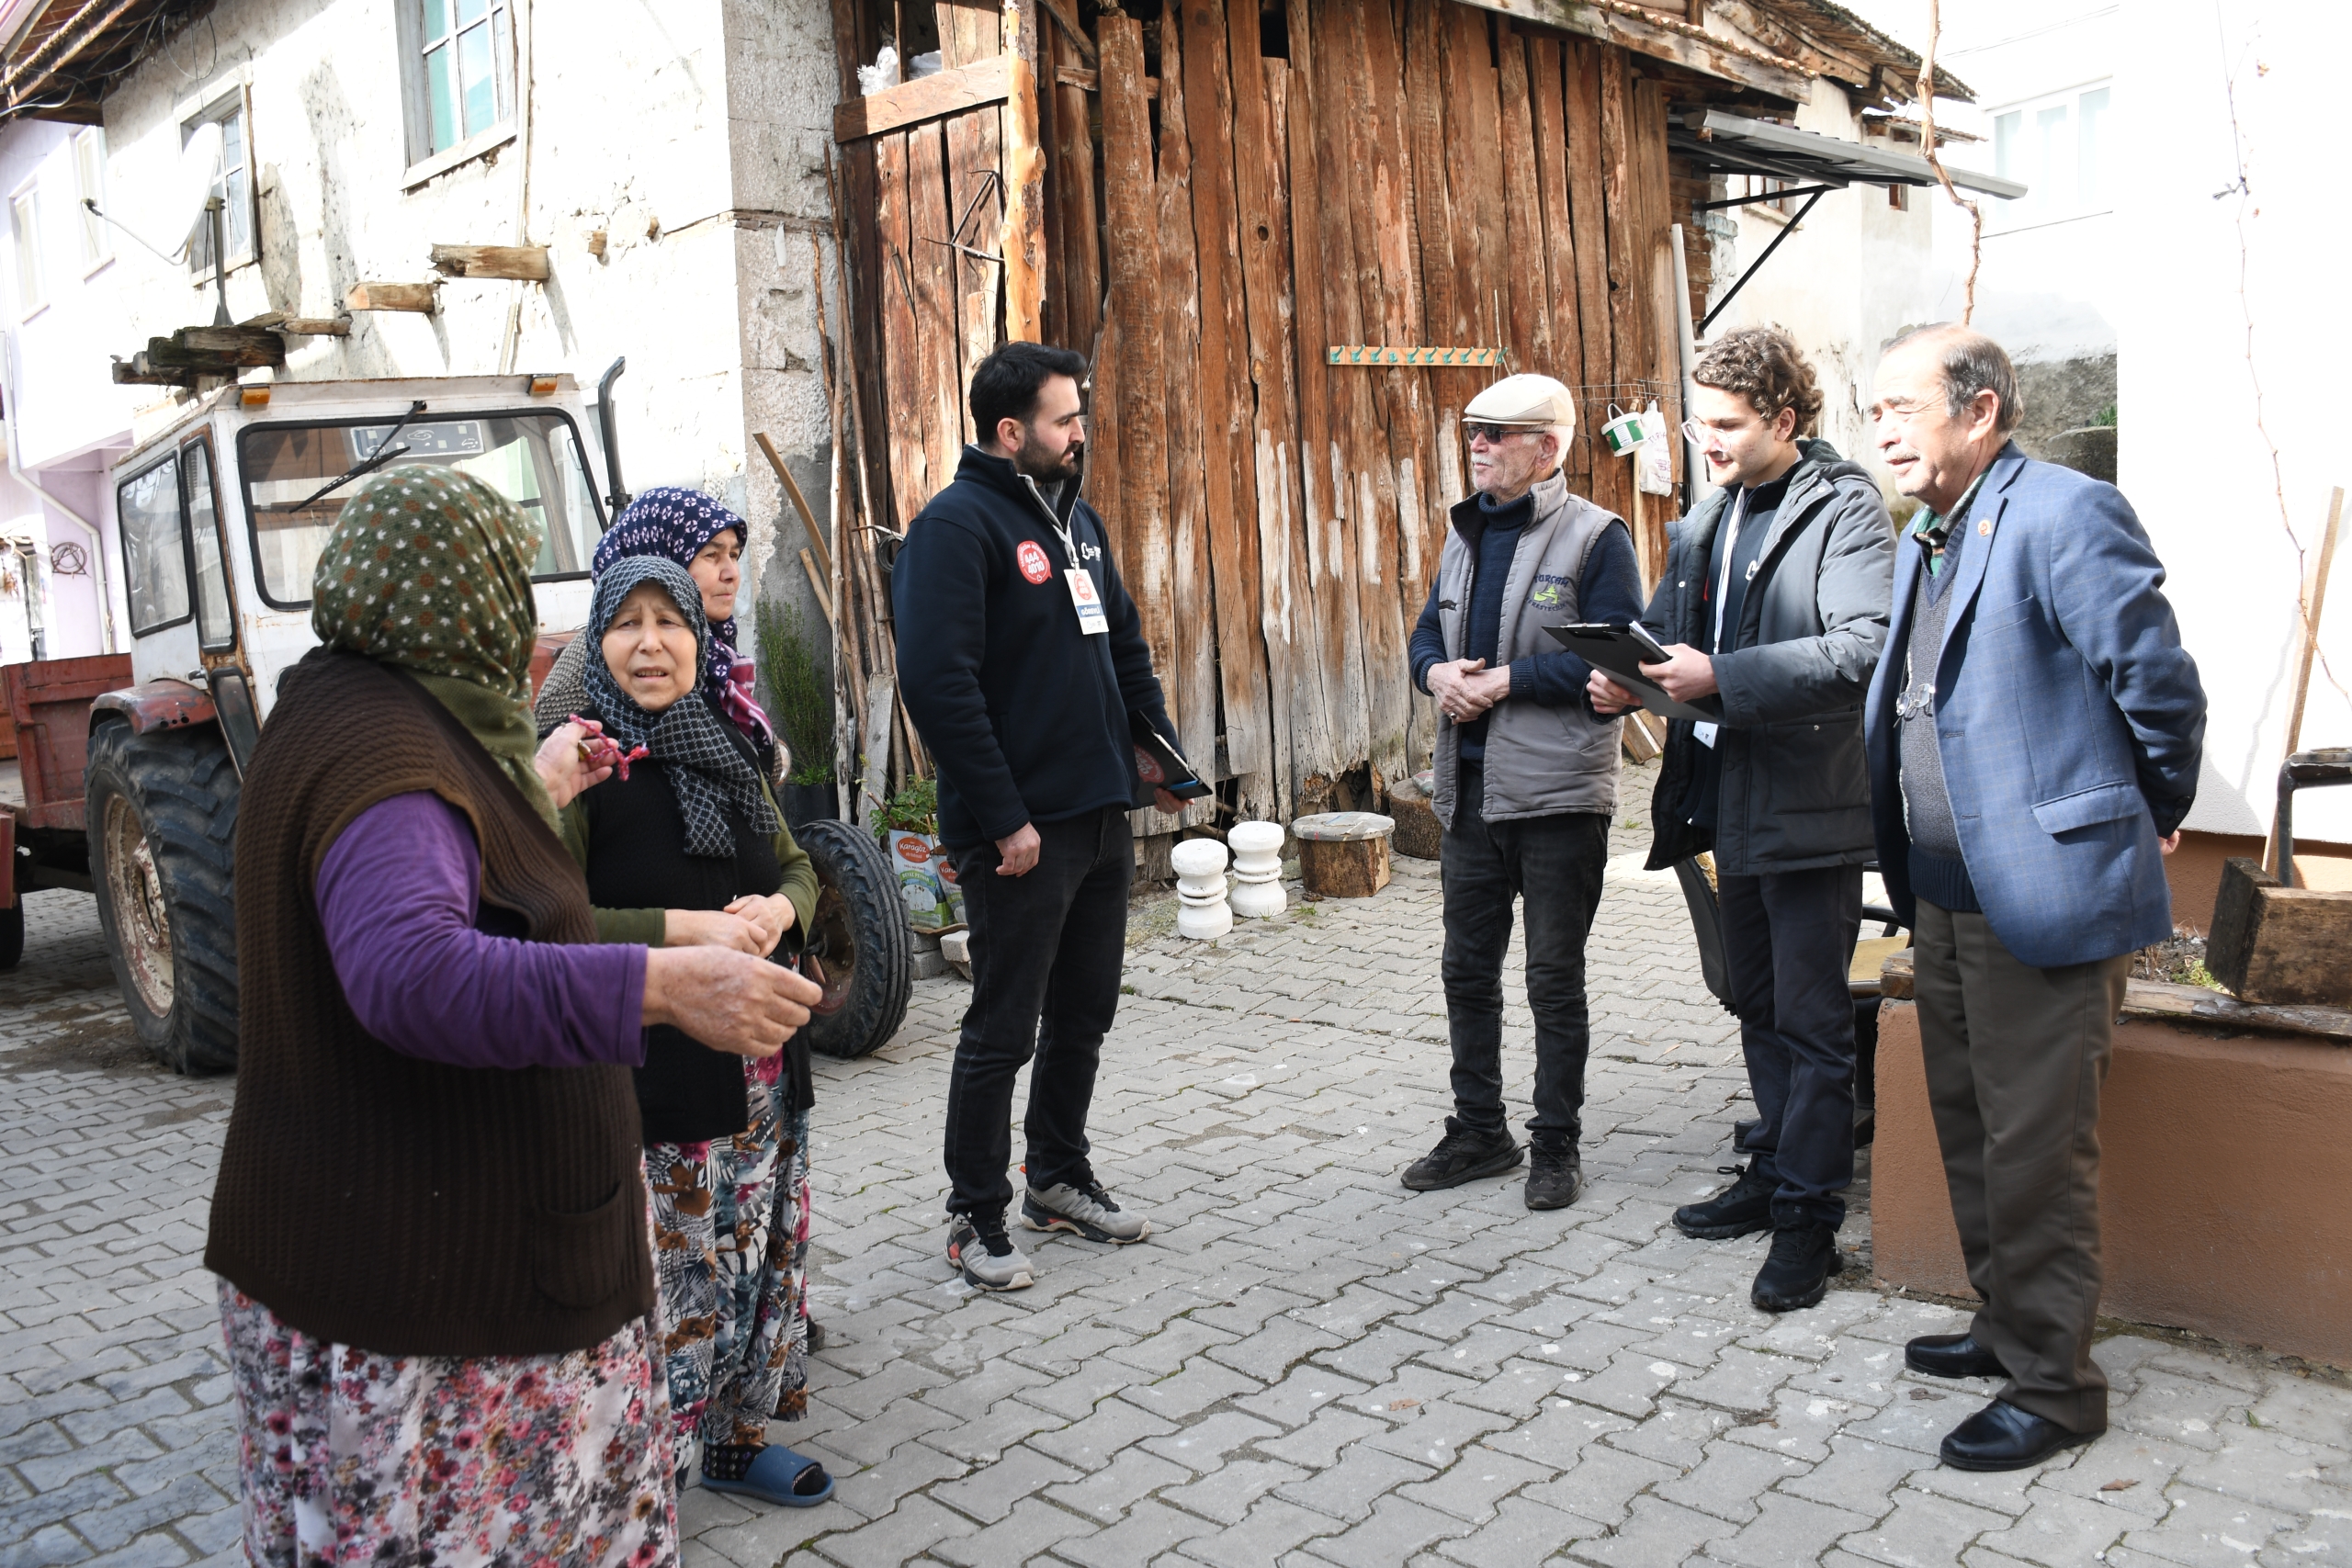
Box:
[1863,444,2206,968]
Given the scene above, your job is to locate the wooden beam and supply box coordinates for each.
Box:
[1054,65,1158,96]
[1451,0,1812,104]
[173,326,288,367]
[832,54,1013,142]
[277,316,351,336]
[754,432,835,583]
[1000,58,1046,344]
[345,281,438,313]
[428,243,552,281]
[1035,0,1093,64]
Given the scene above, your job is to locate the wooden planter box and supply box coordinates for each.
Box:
[1871,953,2352,1367]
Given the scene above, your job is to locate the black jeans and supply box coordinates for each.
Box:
[1718,864,1863,1229]
[941,806,1133,1221]
[1439,766,1609,1150]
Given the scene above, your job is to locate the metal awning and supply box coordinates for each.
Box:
[1674,108,2026,200]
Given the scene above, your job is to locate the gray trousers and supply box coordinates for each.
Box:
[1912,898,2131,1434]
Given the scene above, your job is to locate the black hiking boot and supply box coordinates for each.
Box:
[1401,1120,1523,1191]
[1673,1162,1775,1240]
[1752,1222,1841,1313]
[1524,1144,1582,1210]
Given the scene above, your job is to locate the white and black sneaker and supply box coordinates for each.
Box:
[946,1213,1035,1291]
[1023,1179,1151,1244]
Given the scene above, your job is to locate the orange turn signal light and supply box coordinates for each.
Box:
[240,387,271,407]
[527,374,559,396]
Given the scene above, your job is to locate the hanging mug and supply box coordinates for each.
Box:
[1600,402,1647,457]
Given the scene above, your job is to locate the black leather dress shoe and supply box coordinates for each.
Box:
[1940,1399,2101,1472]
[1905,1332,2007,1380]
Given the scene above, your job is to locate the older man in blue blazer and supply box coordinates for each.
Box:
[1864,326,2204,1472]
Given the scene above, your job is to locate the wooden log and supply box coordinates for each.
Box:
[1494,29,1552,373]
[874,130,932,525]
[1599,44,1644,520]
[428,243,551,281]
[945,100,1004,440]
[1000,59,1046,344]
[1299,0,1396,793]
[1156,9,1220,818]
[172,326,288,367]
[1100,10,1177,816]
[1386,775,1443,860]
[1283,5,1372,784]
[2208,857,2352,1006]
[345,281,437,313]
[277,316,351,336]
[1527,35,1586,488]
[1180,0,1274,817]
[833,54,1013,142]
[1294,811,1396,898]
[908,121,965,510]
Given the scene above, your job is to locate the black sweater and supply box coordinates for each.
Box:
[894,446,1174,848]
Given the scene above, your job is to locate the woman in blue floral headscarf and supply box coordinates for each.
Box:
[537,486,777,770]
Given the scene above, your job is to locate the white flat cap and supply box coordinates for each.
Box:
[1464,373,1577,428]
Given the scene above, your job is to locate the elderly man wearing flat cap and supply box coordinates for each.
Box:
[1404,373,1645,1210]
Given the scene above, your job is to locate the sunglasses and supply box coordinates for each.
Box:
[1464,422,1541,445]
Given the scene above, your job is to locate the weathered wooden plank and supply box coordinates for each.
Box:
[908,121,966,510]
[1100,11,1175,759]
[428,243,550,281]
[1526,34,1586,488]
[935,0,998,66]
[1049,22,1102,358]
[833,54,1012,142]
[840,140,897,534]
[1402,0,1460,469]
[1302,0,1403,794]
[1156,11,1218,817]
[1001,59,1046,344]
[345,281,436,313]
[1329,0,1423,782]
[1493,25,1551,373]
[1600,44,1644,524]
[1180,0,1274,815]
[874,131,931,528]
[1253,59,1336,812]
[1283,0,1372,785]
[1562,38,1619,520]
[1444,0,1813,103]
[1439,1,1505,465]
[944,103,1004,443]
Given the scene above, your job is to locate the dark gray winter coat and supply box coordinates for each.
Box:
[1641,439,1895,874]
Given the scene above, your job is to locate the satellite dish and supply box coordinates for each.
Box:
[172,119,223,251]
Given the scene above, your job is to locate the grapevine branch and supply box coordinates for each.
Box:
[1915,0,1983,324]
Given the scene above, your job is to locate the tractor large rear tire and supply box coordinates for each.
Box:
[795,818,911,1059]
[86,722,239,1074]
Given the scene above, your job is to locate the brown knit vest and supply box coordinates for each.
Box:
[205,649,654,1357]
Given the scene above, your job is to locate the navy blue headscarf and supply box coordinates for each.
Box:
[594,486,773,747]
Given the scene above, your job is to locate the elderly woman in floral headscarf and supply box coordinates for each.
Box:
[539,486,830,1431]
[559,554,830,1507]
[205,467,818,1564]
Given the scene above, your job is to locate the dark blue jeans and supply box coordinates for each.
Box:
[1718,864,1863,1229]
[941,806,1133,1221]
[1439,767,1609,1151]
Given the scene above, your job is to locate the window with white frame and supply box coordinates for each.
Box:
[405,0,515,165]
[1990,81,2111,231]
[9,186,42,316]
[184,94,254,276]
[73,127,108,268]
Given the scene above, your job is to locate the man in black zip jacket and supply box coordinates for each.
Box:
[1590,328,1894,1314]
[895,342,1185,1293]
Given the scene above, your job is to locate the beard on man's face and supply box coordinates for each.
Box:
[1012,427,1084,482]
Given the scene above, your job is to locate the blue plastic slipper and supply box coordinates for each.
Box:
[701,1444,833,1507]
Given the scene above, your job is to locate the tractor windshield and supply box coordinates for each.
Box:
[235,410,605,609]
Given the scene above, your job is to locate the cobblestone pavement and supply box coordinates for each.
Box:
[6,783,2350,1568]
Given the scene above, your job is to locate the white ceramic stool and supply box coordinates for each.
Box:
[1170,839,1234,940]
[1227,820,1288,919]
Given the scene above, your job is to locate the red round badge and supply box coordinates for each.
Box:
[1016,539,1054,584]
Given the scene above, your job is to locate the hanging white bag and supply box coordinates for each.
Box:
[1636,399,1676,496]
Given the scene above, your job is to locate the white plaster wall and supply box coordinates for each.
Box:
[2114,0,2352,842]
[94,0,840,643]
[1711,78,1938,487]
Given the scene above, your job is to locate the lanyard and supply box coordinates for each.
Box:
[1018,472,1082,570]
[1710,486,1752,655]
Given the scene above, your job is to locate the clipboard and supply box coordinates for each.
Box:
[1130,714,1215,808]
[1543,621,1724,724]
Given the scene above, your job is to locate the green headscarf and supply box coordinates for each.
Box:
[311,465,557,827]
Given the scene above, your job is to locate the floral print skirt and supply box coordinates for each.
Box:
[217,1280,673,1568]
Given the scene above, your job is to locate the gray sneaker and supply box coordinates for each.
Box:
[946,1214,1035,1291]
[1023,1179,1152,1244]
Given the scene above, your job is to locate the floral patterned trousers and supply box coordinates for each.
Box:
[218,1280,674,1568]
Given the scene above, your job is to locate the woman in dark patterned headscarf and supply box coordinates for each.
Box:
[537,486,777,768]
[557,555,831,1509]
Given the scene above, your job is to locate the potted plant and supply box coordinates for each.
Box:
[756,598,839,826]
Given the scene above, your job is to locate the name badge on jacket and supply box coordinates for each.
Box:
[1067,569,1109,635]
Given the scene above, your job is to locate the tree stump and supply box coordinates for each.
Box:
[1386,776,1442,861]
[1292,811,1395,898]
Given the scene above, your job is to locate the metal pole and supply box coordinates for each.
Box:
[1700,186,1827,333]
[207,198,231,328]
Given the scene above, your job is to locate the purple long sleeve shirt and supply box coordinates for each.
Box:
[315,791,648,1070]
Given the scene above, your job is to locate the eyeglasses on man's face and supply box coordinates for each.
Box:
[1464,423,1543,446]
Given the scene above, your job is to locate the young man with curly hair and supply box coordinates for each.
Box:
[1590,326,1894,1312]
